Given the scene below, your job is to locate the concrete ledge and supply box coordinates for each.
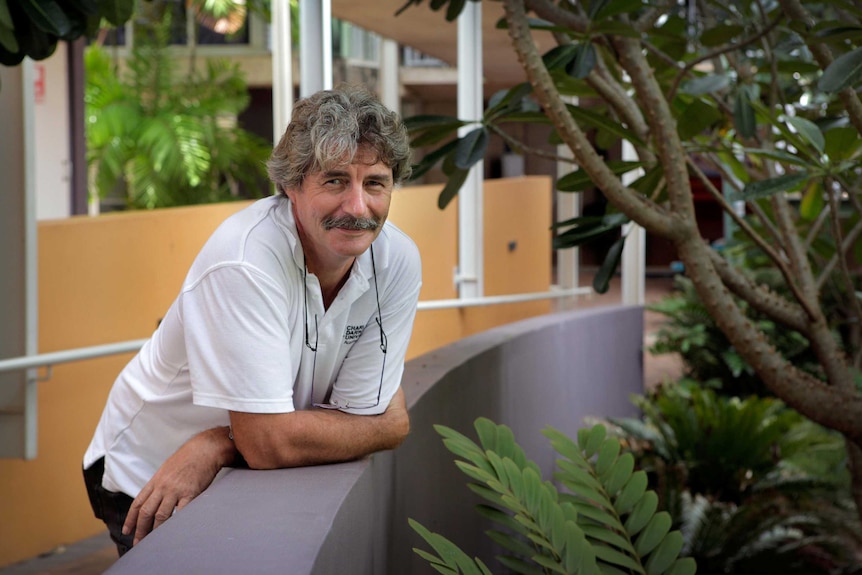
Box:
[108,305,644,574]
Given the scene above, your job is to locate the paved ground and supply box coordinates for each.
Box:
[0,275,683,575]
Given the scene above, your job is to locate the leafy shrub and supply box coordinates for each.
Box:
[410,418,696,575]
[648,276,820,398]
[607,383,861,574]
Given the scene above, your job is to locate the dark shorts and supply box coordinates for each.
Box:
[83,457,135,556]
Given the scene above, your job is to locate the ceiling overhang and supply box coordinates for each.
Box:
[331,0,554,100]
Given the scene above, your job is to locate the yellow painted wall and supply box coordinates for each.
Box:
[0,176,551,567]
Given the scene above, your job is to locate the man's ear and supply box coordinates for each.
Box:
[283,185,299,202]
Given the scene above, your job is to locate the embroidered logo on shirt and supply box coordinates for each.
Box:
[344,325,364,344]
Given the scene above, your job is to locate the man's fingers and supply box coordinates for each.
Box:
[122,485,150,536]
[133,500,158,545]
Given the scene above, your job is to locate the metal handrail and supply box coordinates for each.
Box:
[0,287,592,375]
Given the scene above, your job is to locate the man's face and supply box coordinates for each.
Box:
[285,147,394,272]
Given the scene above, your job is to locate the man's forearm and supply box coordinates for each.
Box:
[229,388,409,469]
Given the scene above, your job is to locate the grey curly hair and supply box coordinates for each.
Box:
[267,85,412,193]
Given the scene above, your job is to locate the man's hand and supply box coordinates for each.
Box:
[122,426,235,545]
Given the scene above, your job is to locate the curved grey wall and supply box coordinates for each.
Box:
[108,305,644,574]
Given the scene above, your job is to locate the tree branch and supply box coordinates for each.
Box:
[487,124,574,163]
[611,36,698,231]
[677,238,862,441]
[666,16,782,102]
[502,0,676,239]
[524,0,588,32]
[824,180,862,357]
[706,249,809,332]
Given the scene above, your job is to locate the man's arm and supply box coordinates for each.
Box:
[122,387,409,544]
[230,386,410,469]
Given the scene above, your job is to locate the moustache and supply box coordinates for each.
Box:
[322,215,381,231]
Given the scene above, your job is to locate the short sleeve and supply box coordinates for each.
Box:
[181,264,299,413]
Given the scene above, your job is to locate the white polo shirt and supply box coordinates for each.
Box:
[83,195,422,497]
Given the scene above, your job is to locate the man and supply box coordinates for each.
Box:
[83,86,420,555]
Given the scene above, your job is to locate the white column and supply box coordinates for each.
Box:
[379,38,400,115]
[621,140,645,305]
[299,0,332,97]
[0,61,38,459]
[271,0,294,143]
[456,1,483,299]
[555,97,579,299]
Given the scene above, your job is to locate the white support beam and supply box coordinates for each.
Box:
[456,1,483,299]
[555,97,579,301]
[621,140,645,305]
[299,0,332,97]
[379,38,400,115]
[0,61,38,459]
[271,0,294,142]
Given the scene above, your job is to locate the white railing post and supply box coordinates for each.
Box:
[621,140,645,305]
[299,0,332,97]
[456,1,483,299]
[271,0,294,143]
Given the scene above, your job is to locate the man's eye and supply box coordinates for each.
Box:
[325,178,344,186]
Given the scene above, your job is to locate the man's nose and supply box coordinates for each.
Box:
[342,182,368,216]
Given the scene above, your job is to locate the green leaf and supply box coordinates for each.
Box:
[737,171,809,201]
[454,127,489,170]
[785,115,825,154]
[486,529,539,561]
[819,45,862,92]
[591,0,642,21]
[486,82,533,118]
[475,417,499,451]
[410,138,460,181]
[581,524,635,555]
[629,165,665,197]
[567,105,647,148]
[666,558,697,575]
[634,511,672,556]
[412,125,465,148]
[438,167,469,210]
[543,44,578,71]
[623,491,658,536]
[595,437,621,477]
[593,235,625,294]
[583,424,607,457]
[679,74,730,96]
[701,24,743,46]
[97,0,134,27]
[445,0,466,21]
[19,0,71,36]
[405,114,467,132]
[0,0,13,28]
[557,161,647,192]
[567,43,597,79]
[0,22,18,53]
[604,452,635,496]
[614,470,648,515]
[824,126,861,162]
[799,181,824,221]
[733,84,757,139]
[644,531,684,575]
[593,544,643,572]
[741,147,811,167]
[676,98,722,141]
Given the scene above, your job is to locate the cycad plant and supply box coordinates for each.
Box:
[608,383,861,574]
[85,7,271,210]
[410,418,696,575]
